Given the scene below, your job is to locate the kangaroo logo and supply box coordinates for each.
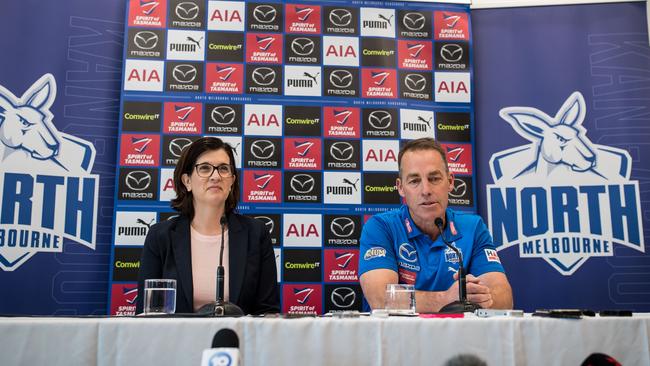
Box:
[487,92,643,275]
[0,74,98,271]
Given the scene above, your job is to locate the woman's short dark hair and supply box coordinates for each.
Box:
[171,137,239,219]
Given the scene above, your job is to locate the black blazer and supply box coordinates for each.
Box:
[136,213,280,315]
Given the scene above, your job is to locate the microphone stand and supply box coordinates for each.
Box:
[198,216,244,317]
[435,218,479,314]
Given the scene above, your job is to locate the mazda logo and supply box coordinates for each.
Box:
[402,12,425,31]
[254,216,275,234]
[331,287,356,308]
[169,138,193,158]
[449,179,467,198]
[175,2,199,20]
[251,67,276,86]
[172,64,197,83]
[398,243,418,263]
[330,142,354,161]
[210,106,236,125]
[329,9,352,27]
[329,69,353,88]
[331,217,355,238]
[290,174,315,194]
[291,38,315,56]
[404,74,427,92]
[368,110,392,129]
[440,44,463,62]
[134,31,158,49]
[250,140,275,159]
[253,5,277,23]
[125,171,152,191]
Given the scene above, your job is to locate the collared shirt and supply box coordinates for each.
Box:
[359,205,504,292]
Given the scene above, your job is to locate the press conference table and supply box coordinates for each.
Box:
[1,314,648,366]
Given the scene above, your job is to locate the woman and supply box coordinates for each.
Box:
[136,137,280,315]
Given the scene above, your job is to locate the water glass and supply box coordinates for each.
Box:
[385,284,416,315]
[143,279,177,315]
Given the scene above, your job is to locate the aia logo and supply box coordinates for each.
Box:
[124,60,164,91]
[283,214,321,246]
[434,11,469,40]
[244,104,282,136]
[286,4,321,34]
[207,1,244,32]
[443,143,473,175]
[323,36,359,66]
[362,140,399,171]
[434,73,470,103]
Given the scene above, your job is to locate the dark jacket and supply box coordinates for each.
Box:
[136,213,280,315]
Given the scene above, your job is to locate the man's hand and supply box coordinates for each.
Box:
[451,272,493,308]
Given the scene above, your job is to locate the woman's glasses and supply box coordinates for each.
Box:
[194,163,234,178]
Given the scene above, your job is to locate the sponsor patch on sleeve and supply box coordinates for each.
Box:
[484,249,501,263]
[364,247,386,260]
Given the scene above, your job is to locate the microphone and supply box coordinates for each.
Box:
[197,216,244,317]
[200,328,241,366]
[434,217,479,314]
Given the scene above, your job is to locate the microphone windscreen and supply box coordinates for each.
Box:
[220,216,227,226]
[581,353,621,366]
[434,217,444,228]
[212,328,239,348]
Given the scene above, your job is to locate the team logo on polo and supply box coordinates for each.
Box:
[323,36,359,66]
[112,247,142,281]
[400,71,432,101]
[435,72,469,103]
[169,0,204,28]
[285,4,321,34]
[128,29,165,58]
[443,143,472,175]
[205,104,242,134]
[398,40,432,70]
[360,8,395,38]
[434,11,469,41]
[448,176,472,207]
[398,10,431,39]
[165,62,203,92]
[398,243,420,271]
[325,215,361,246]
[246,65,282,94]
[205,63,243,94]
[363,140,398,172]
[435,42,469,71]
[284,138,321,170]
[362,69,397,99]
[166,29,204,61]
[249,213,280,246]
[124,60,164,91]
[324,139,360,170]
[284,106,321,136]
[245,137,281,168]
[242,170,281,203]
[162,135,198,166]
[323,67,359,97]
[283,214,322,247]
[121,101,161,132]
[285,172,321,203]
[0,74,99,271]
[361,38,396,68]
[325,249,359,282]
[282,283,322,314]
[324,172,361,204]
[284,65,322,97]
[163,102,201,134]
[285,35,320,64]
[324,7,358,35]
[245,33,282,64]
[128,0,166,27]
[324,106,360,138]
[363,108,398,138]
[326,285,362,312]
[120,134,160,166]
[487,92,644,275]
[207,32,244,62]
[436,112,470,142]
[207,1,244,31]
[114,211,156,245]
[119,168,158,200]
[247,3,282,32]
[363,173,400,204]
[244,104,282,136]
[400,109,434,140]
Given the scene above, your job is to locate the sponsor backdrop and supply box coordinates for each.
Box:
[111,0,476,315]
[473,2,650,312]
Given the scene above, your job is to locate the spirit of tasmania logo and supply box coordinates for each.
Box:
[0,74,98,271]
[487,92,643,275]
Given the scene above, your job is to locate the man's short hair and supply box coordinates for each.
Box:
[398,137,449,176]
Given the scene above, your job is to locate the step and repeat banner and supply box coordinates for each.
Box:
[473,1,650,312]
[109,0,476,315]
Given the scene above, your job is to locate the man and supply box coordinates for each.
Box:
[359,138,513,312]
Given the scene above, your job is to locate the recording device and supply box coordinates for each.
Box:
[475,308,524,317]
[197,216,244,317]
[200,328,240,366]
[435,217,479,314]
